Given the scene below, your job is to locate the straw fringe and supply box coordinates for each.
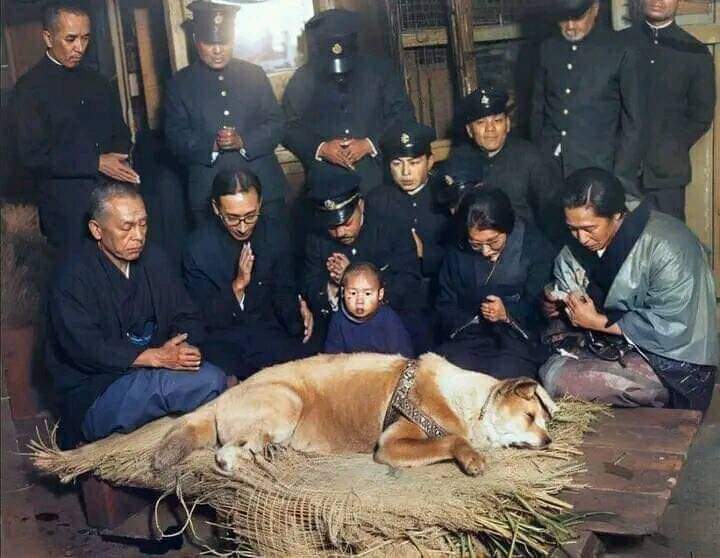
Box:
[29,398,607,557]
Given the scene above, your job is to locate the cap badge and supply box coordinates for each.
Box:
[214,13,224,25]
[400,132,410,145]
[481,94,490,106]
[324,199,337,210]
[444,175,455,186]
[331,42,343,55]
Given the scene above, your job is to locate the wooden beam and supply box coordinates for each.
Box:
[105,0,135,137]
[401,23,523,49]
[163,0,190,73]
[684,23,720,45]
[133,8,163,130]
[447,0,477,96]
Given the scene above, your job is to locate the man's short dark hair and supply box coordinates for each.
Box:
[211,168,262,202]
[458,187,515,235]
[341,261,383,289]
[561,167,626,218]
[89,181,142,222]
[43,3,89,32]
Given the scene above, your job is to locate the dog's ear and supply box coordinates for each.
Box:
[535,384,557,418]
[511,377,538,401]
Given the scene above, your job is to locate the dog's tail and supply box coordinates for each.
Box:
[152,402,218,471]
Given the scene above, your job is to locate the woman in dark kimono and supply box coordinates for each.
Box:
[436,188,556,379]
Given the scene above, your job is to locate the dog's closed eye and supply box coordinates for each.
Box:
[525,412,535,422]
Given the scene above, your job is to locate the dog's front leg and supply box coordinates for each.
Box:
[374,418,486,476]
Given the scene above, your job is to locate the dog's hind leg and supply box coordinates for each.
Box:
[152,402,218,470]
[214,384,303,473]
[374,418,486,476]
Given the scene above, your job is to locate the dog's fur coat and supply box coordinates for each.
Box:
[153,353,556,475]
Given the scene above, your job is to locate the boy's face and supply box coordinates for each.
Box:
[342,271,384,321]
[389,155,434,192]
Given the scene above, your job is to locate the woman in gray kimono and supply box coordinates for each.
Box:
[541,168,717,412]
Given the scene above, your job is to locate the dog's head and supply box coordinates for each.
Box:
[480,377,556,449]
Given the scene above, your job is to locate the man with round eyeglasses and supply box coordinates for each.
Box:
[182,169,318,381]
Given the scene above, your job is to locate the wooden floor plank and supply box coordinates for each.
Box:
[582,423,698,455]
[563,490,669,536]
[577,447,684,496]
[595,408,702,428]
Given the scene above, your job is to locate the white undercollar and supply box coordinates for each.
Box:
[645,19,674,30]
[407,182,427,196]
[46,51,63,66]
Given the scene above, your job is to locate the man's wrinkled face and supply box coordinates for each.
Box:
[89,196,148,264]
[389,155,434,192]
[43,11,91,69]
[328,200,364,245]
[559,2,599,42]
[195,39,233,70]
[564,205,623,252]
[342,271,384,321]
[212,189,262,242]
[644,0,679,25]
[466,113,510,153]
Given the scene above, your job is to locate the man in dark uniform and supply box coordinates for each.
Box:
[448,87,557,233]
[302,166,429,351]
[282,9,415,195]
[47,182,225,449]
[183,169,317,380]
[165,1,287,226]
[620,0,715,221]
[367,121,450,303]
[531,0,646,198]
[12,4,139,250]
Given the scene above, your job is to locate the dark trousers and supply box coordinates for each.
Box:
[81,362,226,442]
[202,320,321,380]
[646,352,716,413]
[643,188,686,222]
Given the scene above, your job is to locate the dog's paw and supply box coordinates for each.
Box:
[456,447,486,477]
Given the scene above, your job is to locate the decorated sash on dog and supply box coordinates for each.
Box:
[382,359,448,438]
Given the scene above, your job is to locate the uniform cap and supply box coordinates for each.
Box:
[188,1,239,44]
[381,121,436,161]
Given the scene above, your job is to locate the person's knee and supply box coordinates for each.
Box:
[197,362,227,396]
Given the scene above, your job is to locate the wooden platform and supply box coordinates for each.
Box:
[556,407,703,556]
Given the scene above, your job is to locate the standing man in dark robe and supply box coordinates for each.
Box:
[531,0,646,198]
[367,121,450,311]
[282,9,415,195]
[183,169,317,381]
[47,182,226,450]
[165,1,288,226]
[448,87,558,236]
[12,3,139,250]
[620,0,715,221]
[302,166,430,352]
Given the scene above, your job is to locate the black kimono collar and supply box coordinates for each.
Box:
[570,201,651,306]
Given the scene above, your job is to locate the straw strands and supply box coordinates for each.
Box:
[29,399,607,557]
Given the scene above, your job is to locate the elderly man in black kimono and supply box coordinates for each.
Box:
[183,168,317,381]
[447,87,558,236]
[367,121,450,309]
[47,182,226,450]
[620,0,716,221]
[282,9,415,195]
[531,0,646,198]
[12,4,139,250]
[302,166,430,352]
[165,1,287,226]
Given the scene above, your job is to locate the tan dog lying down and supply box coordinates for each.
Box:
[153,352,557,476]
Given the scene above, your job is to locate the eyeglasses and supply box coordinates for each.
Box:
[468,235,505,252]
[219,211,261,227]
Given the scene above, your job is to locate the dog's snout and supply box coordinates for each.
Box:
[539,434,552,449]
